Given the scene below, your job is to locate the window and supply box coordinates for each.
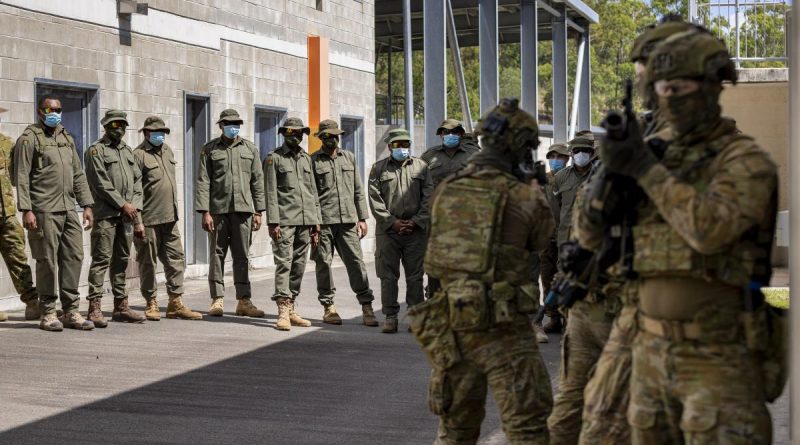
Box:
[34,79,99,166]
[316,0,324,11]
[340,117,365,179]
[255,106,287,161]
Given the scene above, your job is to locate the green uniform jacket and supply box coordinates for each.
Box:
[311,148,369,224]
[264,144,321,226]
[195,136,265,215]
[420,141,480,187]
[368,156,433,233]
[0,133,15,217]
[552,164,593,245]
[134,140,180,226]
[13,123,93,212]
[84,136,143,222]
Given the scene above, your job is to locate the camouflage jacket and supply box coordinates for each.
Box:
[264,144,321,226]
[195,136,265,215]
[420,140,480,188]
[311,148,369,225]
[85,136,142,222]
[368,156,433,233]
[0,133,15,217]
[134,140,180,226]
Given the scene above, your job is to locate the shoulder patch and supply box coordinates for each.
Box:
[266,155,273,165]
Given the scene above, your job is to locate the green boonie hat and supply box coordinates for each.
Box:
[384,128,411,144]
[101,109,129,127]
[217,108,244,125]
[139,116,171,134]
[647,30,736,84]
[279,117,311,135]
[436,119,465,135]
[315,119,345,137]
[629,19,698,63]
[569,136,594,151]
[546,143,570,157]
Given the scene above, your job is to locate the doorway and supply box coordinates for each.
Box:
[184,93,210,265]
[254,106,286,161]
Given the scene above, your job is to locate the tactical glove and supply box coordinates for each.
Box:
[599,117,657,179]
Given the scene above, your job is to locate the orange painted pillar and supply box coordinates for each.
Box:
[307,35,330,154]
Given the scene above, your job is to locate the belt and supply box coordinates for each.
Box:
[638,313,702,342]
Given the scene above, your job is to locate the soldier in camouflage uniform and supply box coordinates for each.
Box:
[196,109,266,318]
[410,99,553,444]
[368,129,433,334]
[14,96,95,331]
[134,116,202,321]
[310,119,378,327]
[0,106,39,323]
[84,110,146,327]
[599,31,778,444]
[264,117,320,331]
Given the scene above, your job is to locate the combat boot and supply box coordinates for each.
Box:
[381,317,398,334]
[24,300,41,321]
[322,304,342,325]
[39,313,63,332]
[361,304,379,327]
[0,311,7,322]
[166,294,203,320]
[543,315,564,334]
[144,297,161,321]
[87,298,108,328]
[289,303,312,327]
[533,323,549,343]
[208,297,224,317]
[235,298,265,318]
[275,298,291,331]
[112,297,145,323]
[61,312,95,330]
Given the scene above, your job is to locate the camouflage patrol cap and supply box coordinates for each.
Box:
[279,117,311,135]
[314,119,345,137]
[217,109,244,125]
[139,116,171,134]
[546,143,570,157]
[384,128,412,144]
[647,30,736,84]
[629,17,698,63]
[436,119,465,135]
[101,109,129,127]
[475,98,538,151]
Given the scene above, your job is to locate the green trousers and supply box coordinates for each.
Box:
[134,221,185,299]
[539,238,559,318]
[271,225,310,301]
[547,300,615,445]
[0,215,36,303]
[208,212,252,299]
[27,211,83,314]
[87,217,133,300]
[311,223,374,306]
[432,323,553,445]
[375,230,425,318]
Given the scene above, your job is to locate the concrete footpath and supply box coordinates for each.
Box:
[0,261,789,444]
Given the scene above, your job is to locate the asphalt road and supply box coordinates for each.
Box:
[0,261,788,444]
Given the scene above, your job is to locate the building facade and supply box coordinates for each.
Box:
[0,0,376,308]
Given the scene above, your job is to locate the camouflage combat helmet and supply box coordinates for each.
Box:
[475,98,539,157]
[629,16,699,63]
[647,30,737,84]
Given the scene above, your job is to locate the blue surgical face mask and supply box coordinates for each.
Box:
[548,158,566,172]
[43,112,62,128]
[573,151,592,168]
[442,134,461,148]
[223,125,240,139]
[149,132,165,146]
[391,148,410,161]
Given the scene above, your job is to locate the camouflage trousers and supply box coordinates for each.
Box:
[0,215,36,303]
[578,305,636,445]
[547,299,615,445]
[311,223,374,306]
[432,323,553,445]
[134,222,185,299]
[629,330,772,445]
[87,216,133,300]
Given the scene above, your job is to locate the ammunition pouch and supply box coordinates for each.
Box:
[742,304,788,403]
[408,292,461,371]
[444,279,536,332]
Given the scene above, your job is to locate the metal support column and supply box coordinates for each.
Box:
[447,0,473,132]
[520,0,538,117]
[789,3,799,442]
[479,0,498,115]
[552,5,569,143]
[578,31,591,132]
[688,0,699,23]
[568,37,585,140]
[387,44,393,125]
[424,0,446,150]
[403,0,415,142]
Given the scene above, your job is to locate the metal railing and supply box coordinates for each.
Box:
[690,0,789,67]
[376,94,425,126]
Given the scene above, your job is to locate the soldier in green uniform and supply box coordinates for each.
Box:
[310,119,378,326]
[84,110,145,327]
[367,129,433,334]
[600,31,778,444]
[195,109,266,318]
[13,96,95,331]
[410,99,553,444]
[0,106,39,323]
[264,117,320,331]
[134,116,202,321]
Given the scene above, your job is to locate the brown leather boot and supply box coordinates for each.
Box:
[39,313,63,331]
[144,297,160,321]
[208,297,224,317]
[24,299,41,321]
[381,317,398,334]
[112,297,145,323]
[322,304,342,325]
[361,304,379,327]
[236,298,265,317]
[289,303,312,327]
[275,298,291,331]
[166,294,203,320]
[60,312,94,330]
[543,315,564,334]
[87,298,108,328]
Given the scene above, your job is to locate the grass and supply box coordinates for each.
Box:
[762,287,790,309]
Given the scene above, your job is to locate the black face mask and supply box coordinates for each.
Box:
[285,135,303,150]
[322,137,338,151]
[658,84,721,137]
[106,127,126,143]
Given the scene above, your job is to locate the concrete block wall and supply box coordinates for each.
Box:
[0,1,376,309]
